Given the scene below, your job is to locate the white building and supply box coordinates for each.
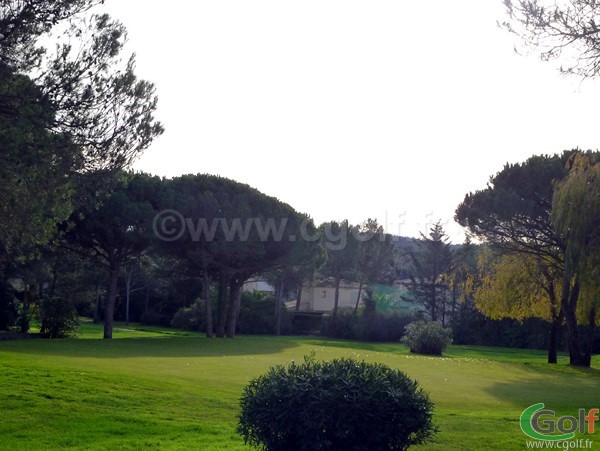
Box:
[297,279,363,313]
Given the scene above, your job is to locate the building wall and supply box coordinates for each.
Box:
[301,285,361,312]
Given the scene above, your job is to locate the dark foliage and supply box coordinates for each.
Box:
[0,279,17,330]
[39,296,79,338]
[237,292,292,335]
[140,309,167,327]
[170,300,205,332]
[238,356,436,451]
[321,309,417,342]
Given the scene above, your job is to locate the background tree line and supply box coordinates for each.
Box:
[3,0,600,370]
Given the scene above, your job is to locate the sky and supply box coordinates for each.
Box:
[101,0,600,241]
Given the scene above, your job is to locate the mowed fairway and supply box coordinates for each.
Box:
[1,323,599,450]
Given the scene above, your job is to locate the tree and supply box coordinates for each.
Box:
[158,174,322,338]
[404,222,453,324]
[474,253,563,363]
[319,220,359,324]
[0,1,102,71]
[0,2,162,304]
[0,3,164,170]
[455,150,600,366]
[0,64,78,261]
[64,172,160,338]
[0,279,17,330]
[552,153,600,366]
[502,0,600,78]
[447,237,477,321]
[353,219,396,313]
[122,256,149,325]
[447,239,490,345]
[268,239,326,336]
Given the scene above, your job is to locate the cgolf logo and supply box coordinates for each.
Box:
[520,403,598,441]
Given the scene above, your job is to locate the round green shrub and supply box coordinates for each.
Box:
[238,356,436,451]
[39,296,79,338]
[401,321,452,355]
[170,300,204,331]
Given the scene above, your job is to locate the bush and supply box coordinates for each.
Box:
[170,300,204,331]
[238,355,436,451]
[237,292,291,335]
[402,321,452,355]
[39,296,79,338]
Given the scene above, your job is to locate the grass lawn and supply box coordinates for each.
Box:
[0,320,599,450]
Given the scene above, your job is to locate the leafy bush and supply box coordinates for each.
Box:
[39,296,79,338]
[237,292,291,335]
[170,300,204,331]
[238,355,436,451]
[402,321,452,355]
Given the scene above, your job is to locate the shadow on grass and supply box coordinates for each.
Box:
[300,338,574,364]
[0,334,300,358]
[483,362,600,411]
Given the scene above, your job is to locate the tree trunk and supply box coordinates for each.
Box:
[353,280,363,314]
[125,267,132,325]
[329,276,341,335]
[332,276,341,320]
[584,306,596,368]
[440,292,446,327]
[93,284,102,324]
[104,265,119,339]
[226,279,243,338]
[547,314,561,364]
[234,286,243,329]
[275,279,284,336]
[562,277,588,366]
[216,275,228,338]
[295,284,303,312]
[49,266,58,298]
[203,271,213,338]
[546,285,561,365]
[430,281,437,322]
[564,306,586,365]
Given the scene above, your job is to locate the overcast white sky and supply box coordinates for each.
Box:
[103,0,600,241]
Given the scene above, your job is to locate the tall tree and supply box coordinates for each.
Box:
[0,1,102,71]
[0,65,78,261]
[447,238,488,344]
[552,153,600,366]
[0,1,163,284]
[404,221,453,324]
[474,253,563,363]
[353,219,396,313]
[158,174,322,338]
[0,3,164,170]
[455,150,600,366]
[64,172,160,338]
[320,220,359,324]
[267,241,326,335]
